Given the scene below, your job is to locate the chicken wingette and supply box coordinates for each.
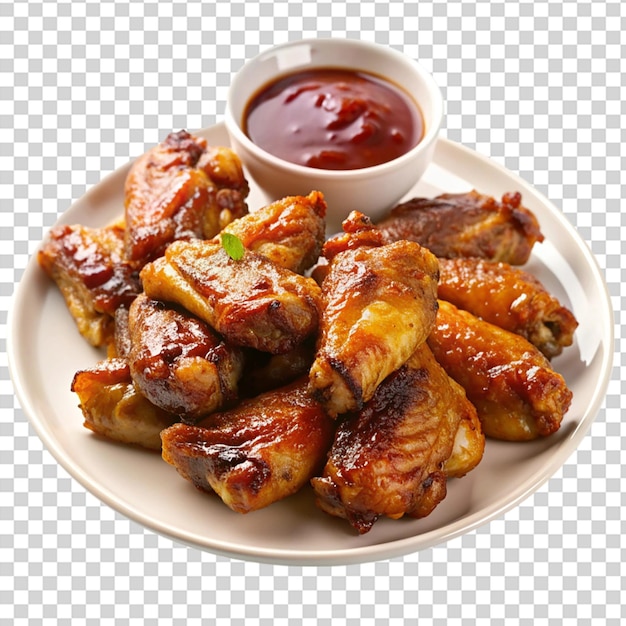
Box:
[428,300,573,441]
[38,223,142,347]
[437,257,578,359]
[71,357,177,450]
[308,216,440,417]
[127,294,244,421]
[311,343,480,534]
[140,239,322,354]
[161,377,335,514]
[376,189,544,265]
[124,129,249,264]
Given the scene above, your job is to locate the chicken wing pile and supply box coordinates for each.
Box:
[39,130,578,535]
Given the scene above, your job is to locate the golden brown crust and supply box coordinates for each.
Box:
[437,257,578,359]
[127,294,244,421]
[311,343,477,534]
[218,191,327,274]
[427,300,573,441]
[124,130,249,264]
[140,240,322,354]
[377,190,544,265]
[71,357,177,450]
[309,239,440,417]
[160,378,336,513]
[48,127,576,526]
[37,223,142,347]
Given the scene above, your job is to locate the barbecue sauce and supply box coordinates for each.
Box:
[243,68,424,171]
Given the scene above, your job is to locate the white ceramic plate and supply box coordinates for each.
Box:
[8,123,613,566]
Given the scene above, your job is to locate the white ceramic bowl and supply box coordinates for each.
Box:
[225,38,444,234]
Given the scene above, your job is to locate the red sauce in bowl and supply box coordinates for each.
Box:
[243,68,424,171]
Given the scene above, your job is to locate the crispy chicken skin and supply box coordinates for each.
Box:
[124,130,249,264]
[428,300,573,441]
[38,223,142,347]
[312,343,478,534]
[438,257,578,359]
[140,240,322,354]
[127,294,244,421]
[308,228,440,417]
[161,378,336,514]
[376,190,544,265]
[71,357,177,450]
[217,191,327,274]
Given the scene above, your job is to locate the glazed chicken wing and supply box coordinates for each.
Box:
[428,300,573,441]
[140,240,322,354]
[161,378,336,514]
[71,357,177,450]
[377,190,544,265]
[217,191,327,274]
[38,223,142,347]
[309,230,440,417]
[124,130,249,264]
[127,294,244,421]
[438,257,578,359]
[311,342,479,534]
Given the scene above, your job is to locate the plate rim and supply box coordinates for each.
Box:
[7,124,615,566]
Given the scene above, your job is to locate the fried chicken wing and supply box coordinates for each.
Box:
[438,257,578,359]
[311,343,478,534]
[217,191,327,274]
[38,223,142,347]
[127,294,244,421]
[140,240,322,354]
[161,378,336,514]
[124,130,249,264]
[71,357,177,450]
[427,300,573,441]
[377,190,544,265]
[308,235,440,417]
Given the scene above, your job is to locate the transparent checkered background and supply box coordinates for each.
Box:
[1,0,624,623]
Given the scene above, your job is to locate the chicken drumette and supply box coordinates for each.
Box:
[437,257,578,359]
[127,294,244,422]
[428,300,573,441]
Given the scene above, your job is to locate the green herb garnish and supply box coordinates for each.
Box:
[220,232,245,261]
